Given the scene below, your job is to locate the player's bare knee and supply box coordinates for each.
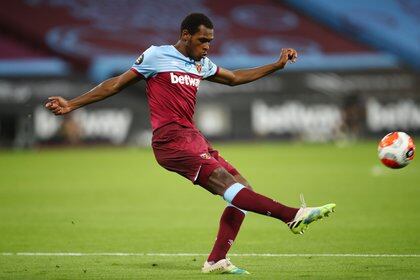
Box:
[213,168,236,186]
[207,167,237,196]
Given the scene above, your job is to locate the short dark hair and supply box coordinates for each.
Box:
[180,13,213,35]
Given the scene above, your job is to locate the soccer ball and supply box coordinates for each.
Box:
[378,132,415,169]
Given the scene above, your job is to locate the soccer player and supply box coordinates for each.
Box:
[45,13,335,275]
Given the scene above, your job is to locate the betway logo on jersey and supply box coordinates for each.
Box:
[170,72,200,87]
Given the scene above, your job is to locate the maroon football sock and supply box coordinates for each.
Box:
[207,206,245,263]
[231,188,298,223]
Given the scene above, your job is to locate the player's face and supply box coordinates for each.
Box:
[187,25,214,61]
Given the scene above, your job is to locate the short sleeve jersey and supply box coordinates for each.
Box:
[131,45,219,131]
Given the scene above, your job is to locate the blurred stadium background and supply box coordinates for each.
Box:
[1,0,419,279]
[0,0,418,148]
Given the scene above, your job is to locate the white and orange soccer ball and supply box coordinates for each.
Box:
[378,132,415,169]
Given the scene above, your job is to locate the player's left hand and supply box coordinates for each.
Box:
[276,48,298,69]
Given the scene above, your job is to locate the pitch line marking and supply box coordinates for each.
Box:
[1,253,419,258]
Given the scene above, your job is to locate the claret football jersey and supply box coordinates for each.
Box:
[131,45,219,131]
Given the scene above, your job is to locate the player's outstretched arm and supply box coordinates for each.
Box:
[45,69,142,115]
[207,48,297,86]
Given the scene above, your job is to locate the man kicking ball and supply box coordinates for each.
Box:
[45,13,336,275]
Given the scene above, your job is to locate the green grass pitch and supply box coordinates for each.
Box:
[0,142,419,279]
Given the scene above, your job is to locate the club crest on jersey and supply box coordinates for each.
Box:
[135,53,144,65]
[200,152,211,160]
[195,63,202,73]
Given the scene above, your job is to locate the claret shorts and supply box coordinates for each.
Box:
[152,122,239,186]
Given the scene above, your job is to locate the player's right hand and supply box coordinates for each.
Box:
[45,96,73,115]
